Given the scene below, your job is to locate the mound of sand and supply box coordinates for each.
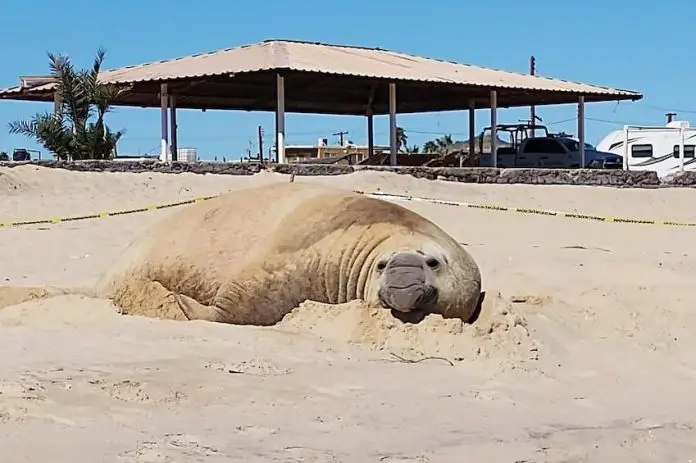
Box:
[1,284,537,367]
[278,291,538,364]
[0,286,65,310]
[0,294,119,329]
[0,170,29,194]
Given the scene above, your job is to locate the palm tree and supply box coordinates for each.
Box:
[435,134,454,150]
[422,140,439,153]
[8,48,126,161]
[405,144,420,154]
[396,126,408,152]
[422,134,454,154]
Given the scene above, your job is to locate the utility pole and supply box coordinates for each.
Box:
[529,55,536,137]
[333,130,349,146]
[257,125,264,162]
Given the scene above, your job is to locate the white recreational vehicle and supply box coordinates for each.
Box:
[595,120,696,178]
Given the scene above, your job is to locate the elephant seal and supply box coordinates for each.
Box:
[92,181,482,325]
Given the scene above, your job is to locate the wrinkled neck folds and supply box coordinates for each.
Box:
[316,225,413,304]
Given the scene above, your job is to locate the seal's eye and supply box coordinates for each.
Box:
[376,260,388,272]
[425,257,440,269]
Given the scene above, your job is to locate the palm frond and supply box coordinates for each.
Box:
[90,47,106,80]
[8,119,39,137]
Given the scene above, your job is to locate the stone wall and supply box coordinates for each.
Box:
[2,159,694,188]
[275,164,661,188]
[660,171,696,188]
[0,160,263,175]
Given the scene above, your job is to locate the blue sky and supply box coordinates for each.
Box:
[0,0,693,160]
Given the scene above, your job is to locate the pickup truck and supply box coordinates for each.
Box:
[478,135,623,169]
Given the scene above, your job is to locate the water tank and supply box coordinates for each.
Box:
[177,147,198,162]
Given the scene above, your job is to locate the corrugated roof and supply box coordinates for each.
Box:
[0,82,55,95]
[0,39,640,98]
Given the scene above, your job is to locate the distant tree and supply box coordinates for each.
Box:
[422,140,439,153]
[435,134,454,149]
[405,144,420,154]
[8,48,126,161]
[422,134,454,154]
[396,126,408,152]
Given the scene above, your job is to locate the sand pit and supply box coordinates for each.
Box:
[2,165,696,461]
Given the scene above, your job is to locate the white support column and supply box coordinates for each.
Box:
[578,95,586,168]
[679,126,686,172]
[169,94,178,161]
[467,100,475,167]
[275,74,286,164]
[367,109,374,159]
[490,90,498,168]
[389,82,397,166]
[160,83,169,162]
[622,125,629,170]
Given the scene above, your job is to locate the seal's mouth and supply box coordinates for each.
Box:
[378,285,438,309]
[390,308,428,324]
[378,291,432,324]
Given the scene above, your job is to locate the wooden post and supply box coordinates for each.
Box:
[578,95,585,168]
[169,94,178,161]
[467,100,475,167]
[389,82,397,166]
[258,125,264,162]
[490,90,498,167]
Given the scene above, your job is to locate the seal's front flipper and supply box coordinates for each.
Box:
[173,293,228,323]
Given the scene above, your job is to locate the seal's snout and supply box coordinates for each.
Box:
[419,285,439,306]
[376,251,440,314]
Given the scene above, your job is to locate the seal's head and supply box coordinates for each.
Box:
[364,232,482,323]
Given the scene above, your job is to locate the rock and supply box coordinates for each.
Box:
[273,164,354,176]
[0,160,262,176]
[660,171,696,188]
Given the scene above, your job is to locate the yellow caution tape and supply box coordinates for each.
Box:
[0,196,216,228]
[357,191,696,228]
[0,190,694,229]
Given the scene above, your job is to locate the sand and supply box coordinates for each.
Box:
[1,164,696,461]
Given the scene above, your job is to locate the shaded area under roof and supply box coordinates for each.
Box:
[0,39,642,115]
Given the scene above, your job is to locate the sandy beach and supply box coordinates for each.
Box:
[1,164,696,462]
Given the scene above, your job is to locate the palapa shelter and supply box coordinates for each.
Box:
[0,39,642,166]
